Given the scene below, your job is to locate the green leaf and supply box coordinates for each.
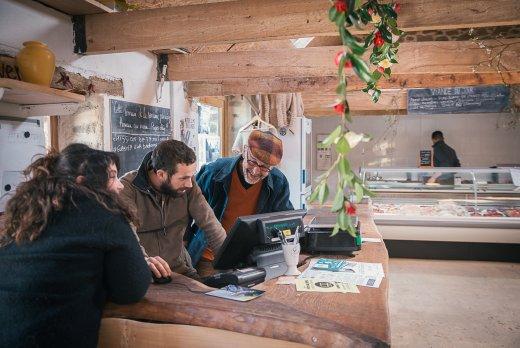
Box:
[372,70,382,80]
[343,35,366,55]
[371,89,382,103]
[331,223,340,237]
[315,172,328,182]
[386,18,397,28]
[349,54,373,83]
[363,187,376,197]
[337,211,349,230]
[328,6,338,22]
[342,172,354,187]
[347,223,357,238]
[354,182,364,203]
[359,8,371,23]
[336,82,346,96]
[335,136,351,154]
[308,186,320,203]
[379,26,392,43]
[344,111,352,123]
[320,125,342,147]
[338,157,351,177]
[331,189,345,212]
[318,183,329,204]
[364,32,375,48]
[347,0,356,15]
[335,12,346,27]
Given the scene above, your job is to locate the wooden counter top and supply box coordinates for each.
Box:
[102,204,390,347]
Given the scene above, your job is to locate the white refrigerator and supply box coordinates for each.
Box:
[278,117,313,209]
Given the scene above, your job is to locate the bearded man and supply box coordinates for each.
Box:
[120,140,226,279]
[187,130,293,276]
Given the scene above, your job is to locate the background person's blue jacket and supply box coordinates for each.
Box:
[187,156,294,265]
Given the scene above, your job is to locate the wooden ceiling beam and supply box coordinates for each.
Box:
[169,39,520,81]
[83,0,520,54]
[185,72,520,97]
[302,89,407,115]
[305,109,408,117]
[125,0,235,9]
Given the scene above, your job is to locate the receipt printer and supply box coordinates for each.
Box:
[202,267,266,288]
[304,216,361,253]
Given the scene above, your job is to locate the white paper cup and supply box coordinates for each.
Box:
[282,243,301,276]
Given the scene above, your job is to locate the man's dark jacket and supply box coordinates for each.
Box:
[187,156,294,265]
[433,140,461,167]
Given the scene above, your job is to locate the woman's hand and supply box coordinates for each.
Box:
[146,256,172,278]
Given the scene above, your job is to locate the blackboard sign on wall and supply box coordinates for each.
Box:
[408,85,509,115]
[419,150,432,167]
[110,99,171,175]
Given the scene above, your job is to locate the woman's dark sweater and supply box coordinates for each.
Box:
[0,194,151,347]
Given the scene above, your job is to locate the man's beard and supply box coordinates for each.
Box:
[242,165,265,185]
[159,181,188,197]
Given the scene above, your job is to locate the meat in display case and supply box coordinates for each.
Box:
[360,168,520,244]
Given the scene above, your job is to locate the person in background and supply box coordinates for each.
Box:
[427,130,461,184]
[188,130,294,277]
[119,140,226,279]
[0,144,150,348]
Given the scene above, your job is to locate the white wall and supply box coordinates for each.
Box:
[0,0,171,149]
[312,113,520,188]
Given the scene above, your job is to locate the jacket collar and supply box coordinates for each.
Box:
[214,155,274,190]
[432,140,445,148]
[132,151,154,193]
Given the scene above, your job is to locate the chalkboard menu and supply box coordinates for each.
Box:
[110,99,171,175]
[408,85,509,115]
[419,150,432,167]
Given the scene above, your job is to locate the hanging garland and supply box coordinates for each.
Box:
[308,0,403,236]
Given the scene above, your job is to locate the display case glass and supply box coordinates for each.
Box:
[360,167,520,243]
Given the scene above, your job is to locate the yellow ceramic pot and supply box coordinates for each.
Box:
[16,41,56,87]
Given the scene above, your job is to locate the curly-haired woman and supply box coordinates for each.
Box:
[0,144,150,347]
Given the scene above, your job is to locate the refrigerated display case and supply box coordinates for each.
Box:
[360,167,520,244]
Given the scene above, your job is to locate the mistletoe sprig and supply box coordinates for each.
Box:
[307,0,403,237]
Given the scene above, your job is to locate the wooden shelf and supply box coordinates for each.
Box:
[35,0,116,15]
[0,78,85,105]
[0,78,85,117]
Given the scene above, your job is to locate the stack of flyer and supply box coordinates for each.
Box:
[297,258,385,291]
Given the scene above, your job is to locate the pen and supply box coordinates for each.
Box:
[293,226,300,245]
[277,229,286,245]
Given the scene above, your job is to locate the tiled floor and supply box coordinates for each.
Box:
[389,259,520,347]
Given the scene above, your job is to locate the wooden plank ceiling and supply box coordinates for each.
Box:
[88,0,520,116]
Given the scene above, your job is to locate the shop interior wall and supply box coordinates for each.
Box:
[0,0,172,150]
[311,113,520,190]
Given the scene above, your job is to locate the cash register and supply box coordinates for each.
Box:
[202,210,306,288]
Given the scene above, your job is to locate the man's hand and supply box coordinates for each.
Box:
[427,172,441,184]
[146,256,173,278]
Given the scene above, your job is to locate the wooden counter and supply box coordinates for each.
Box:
[100,204,390,347]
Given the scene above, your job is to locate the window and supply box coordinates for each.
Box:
[197,102,221,169]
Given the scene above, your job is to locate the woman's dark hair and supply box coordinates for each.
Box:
[0,144,132,247]
[150,139,196,175]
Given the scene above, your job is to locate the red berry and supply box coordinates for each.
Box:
[377,66,385,73]
[335,0,347,13]
[344,60,353,68]
[345,202,357,216]
[333,102,345,114]
[334,51,345,66]
[374,37,384,47]
[368,8,374,16]
[393,3,401,13]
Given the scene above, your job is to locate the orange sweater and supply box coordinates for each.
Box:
[201,167,262,261]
